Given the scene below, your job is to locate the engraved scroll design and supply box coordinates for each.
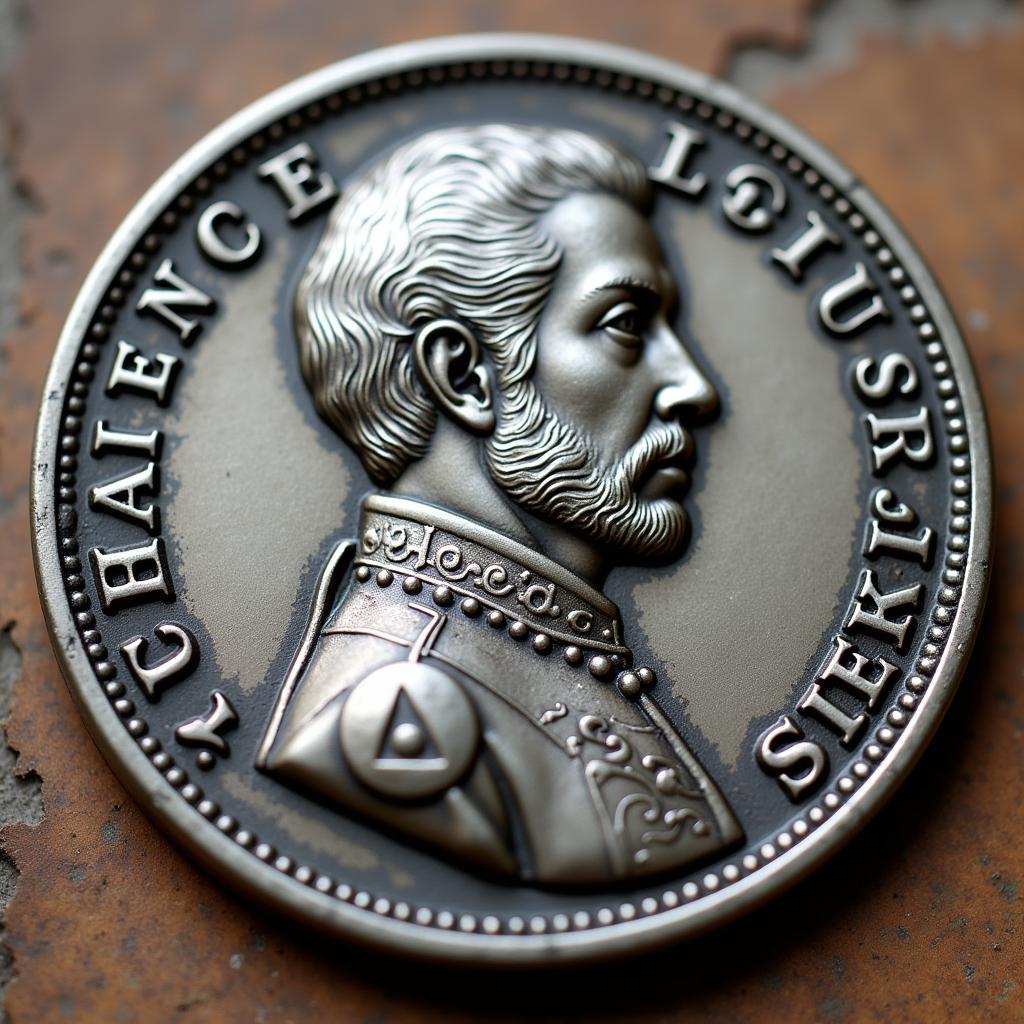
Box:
[568,714,711,869]
[360,514,611,637]
[434,544,482,583]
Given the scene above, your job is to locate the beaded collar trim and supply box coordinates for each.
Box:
[356,494,627,652]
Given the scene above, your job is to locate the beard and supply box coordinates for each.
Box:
[484,380,691,562]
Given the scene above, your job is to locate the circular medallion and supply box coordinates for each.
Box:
[340,662,479,799]
[32,35,992,963]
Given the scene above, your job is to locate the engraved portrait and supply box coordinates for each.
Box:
[257,124,742,884]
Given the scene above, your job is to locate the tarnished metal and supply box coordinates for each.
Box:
[31,34,992,964]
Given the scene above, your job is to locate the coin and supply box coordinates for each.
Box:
[31,35,992,963]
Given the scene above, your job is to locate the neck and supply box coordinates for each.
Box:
[391,418,610,587]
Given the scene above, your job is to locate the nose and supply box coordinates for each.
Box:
[652,325,719,421]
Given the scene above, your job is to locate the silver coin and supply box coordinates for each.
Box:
[32,35,992,963]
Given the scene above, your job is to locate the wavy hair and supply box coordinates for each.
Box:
[295,123,651,483]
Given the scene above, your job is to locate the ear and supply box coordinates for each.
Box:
[413,319,496,435]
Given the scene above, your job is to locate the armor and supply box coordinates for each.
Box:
[258,495,741,885]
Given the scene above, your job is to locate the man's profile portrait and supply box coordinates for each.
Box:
[256,123,742,884]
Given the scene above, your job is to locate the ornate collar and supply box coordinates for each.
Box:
[351,495,658,697]
[357,493,627,650]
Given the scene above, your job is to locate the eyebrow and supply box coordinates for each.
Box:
[585,276,662,304]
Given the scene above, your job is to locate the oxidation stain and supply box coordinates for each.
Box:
[164,238,350,693]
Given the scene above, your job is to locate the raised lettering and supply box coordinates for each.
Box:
[865,407,934,473]
[90,538,174,613]
[175,690,239,757]
[756,717,828,800]
[863,488,935,565]
[136,258,215,343]
[853,353,919,402]
[819,262,891,336]
[721,163,787,233]
[845,569,923,651]
[648,122,707,197]
[106,341,180,405]
[121,622,198,700]
[258,142,338,222]
[871,487,916,526]
[770,210,840,281]
[196,200,262,268]
[92,421,161,458]
[818,635,898,710]
[89,462,158,532]
[799,683,868,747]
[384,523,434,569]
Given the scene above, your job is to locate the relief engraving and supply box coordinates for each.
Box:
[256,124,742,884]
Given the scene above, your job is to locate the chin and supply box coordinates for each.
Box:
[605,498,690,565]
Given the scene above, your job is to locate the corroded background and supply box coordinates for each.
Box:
[0,1,1021,1021]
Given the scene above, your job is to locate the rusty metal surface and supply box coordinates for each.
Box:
[0,2,1020,1020]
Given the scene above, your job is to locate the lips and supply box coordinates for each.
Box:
[650,463,689,490]
[639,462,690,499]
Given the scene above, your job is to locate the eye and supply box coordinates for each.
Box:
[597,301,644,348]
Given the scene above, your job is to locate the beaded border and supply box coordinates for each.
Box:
[53,57,972,936]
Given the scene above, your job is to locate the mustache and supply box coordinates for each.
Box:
[621,423,692,484]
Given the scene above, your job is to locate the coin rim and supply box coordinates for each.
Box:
[30,33,993,964]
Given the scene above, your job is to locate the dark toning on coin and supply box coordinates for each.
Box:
[32,35,991,963]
